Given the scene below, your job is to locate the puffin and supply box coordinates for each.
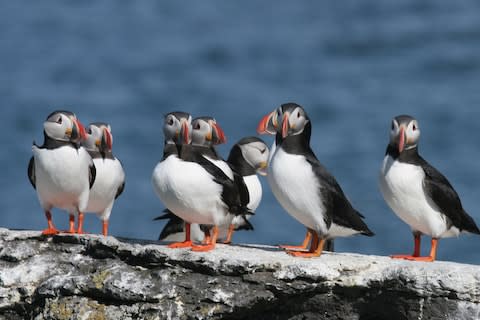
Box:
[379,115,480,261]
[257,103,373,257]
[153,114,249,251]
[82,122,125,236]
[28,110,95,235]
[156,135,269,244]
[152,111,193,248]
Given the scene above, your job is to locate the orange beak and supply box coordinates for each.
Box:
[102,127,113,150]
[257,111,276,135]
[74,119,87,141]
[212,122,226,144]
[181,120,190,144]
[398,126,405,153]
[282,112,290,139]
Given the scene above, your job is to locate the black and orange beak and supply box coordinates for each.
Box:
[257,111,277,135]
[398,126,406,153]
[180,119,190,144]
[211,122,226,145]
[101,127,113,150]
[69,118,87,141]
[281,112,290,139]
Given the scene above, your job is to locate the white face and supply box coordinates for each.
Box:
[43,112,76,142]
[83,123,112,151]
[191,119,212,146]
[279,106,309,137]
[163,113,192,144]
[239,141,269,176]
[390,117,420,151]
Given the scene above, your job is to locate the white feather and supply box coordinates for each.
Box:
[32,145,92,214]
[85,157,125,221]
[379,155,458,238]
[152,155,231,226]
[268,147,328,235]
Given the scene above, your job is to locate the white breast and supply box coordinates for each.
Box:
[85,157,125,220]
[33,145,92,214]
[379,155,456,238]
[268,147,328,235]
[152,155,230,226]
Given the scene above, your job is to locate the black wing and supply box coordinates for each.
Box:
[115,181,125,199]
[305,150,374,236]
[191,152,248,217]
[28,157,36,189]
[235,216,254,231]
[158,213,185,240]
[89,162,96,189]
[153,209,176,221]
[420,158,480,234]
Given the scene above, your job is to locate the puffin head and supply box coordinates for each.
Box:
[163,111,192,145]
[257,103,310,138]
[191,116,226,147]
[83,122,113,153]
[235,137,269,176]
[389,115,420,153]
[43,110,87,143]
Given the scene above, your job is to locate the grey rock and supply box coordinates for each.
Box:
[0,229,478,320]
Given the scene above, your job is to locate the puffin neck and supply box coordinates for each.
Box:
[38,131,79,150]
[227,145,256,176]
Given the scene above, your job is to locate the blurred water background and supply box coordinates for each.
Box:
[1,1,480,263]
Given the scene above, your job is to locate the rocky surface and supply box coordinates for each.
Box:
[0,228,479,320]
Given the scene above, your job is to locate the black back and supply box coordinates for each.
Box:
[180,144,251,217]
[386,145,480,234]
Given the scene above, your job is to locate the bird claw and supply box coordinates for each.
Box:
[168,241,193,248]
[41,228,60,236]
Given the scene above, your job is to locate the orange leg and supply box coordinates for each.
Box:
[192,226,219,252]
[76,212,85,234]
[102,220,109,236]
[42,211,59,235]
[222,224,235,244]
[280,229,313,251]
[391,233,422,259]
[402,238,438,262]
[168,223,193,248]
[287,233,325,258]
[64,214,76,234]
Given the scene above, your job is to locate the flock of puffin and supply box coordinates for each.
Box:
[27,104,480,262]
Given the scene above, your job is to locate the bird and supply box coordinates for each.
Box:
[152,111,194,248]
[223,136,269,243]
[379,115,480,262]
[153,114,249,252]
[82,122,125,236]
[156,135,269,244]
[28,110,95,235]
[257,103,373,257]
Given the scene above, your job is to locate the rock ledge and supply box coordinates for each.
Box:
[0,229,478,320]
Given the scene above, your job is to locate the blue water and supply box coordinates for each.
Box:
[2,1,480,263]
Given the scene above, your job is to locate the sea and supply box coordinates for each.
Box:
[1,0,480,263]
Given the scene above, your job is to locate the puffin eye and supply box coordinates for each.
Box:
[412,124,417,131]
[297,111,301,118]
[194,122,200,130]
[87,128,92,134]
[391,121,394,130]
[57,117,62,124]
[260,148,266,154]
[167,118,174,126]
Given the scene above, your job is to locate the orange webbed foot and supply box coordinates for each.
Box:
[42,228,60,235]
[286,250,321,258]
[168,241,193,249]
[403,256,435,262]
[391,254,417,260]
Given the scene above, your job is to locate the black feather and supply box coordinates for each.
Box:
[27,157,36,189]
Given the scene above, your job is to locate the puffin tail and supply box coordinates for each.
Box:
[461,210,480,235]
[355,209,375,237]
